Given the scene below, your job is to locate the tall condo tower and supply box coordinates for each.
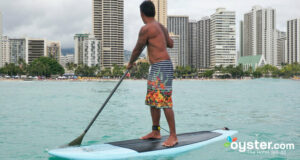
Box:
[243,6,277,65]
[188,20,198,68]
[167,16,189,67]
[93,0,124,68]
[198,17,211,69]
[210,8,236,67]
[151,0,167,27]
[0,11,3,67]
[287,19,300,64]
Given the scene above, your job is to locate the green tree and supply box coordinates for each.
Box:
[98,67,112,78]
[280,63,300,78]
[75,64,98,77]
[202,70,214,78]
[0,63,22,76]
[256,64,280,77]
[112,64,124,78]
[253,70,263,78]
[135,62,150,79]
[28,57,64,77]
[66,62,77,71]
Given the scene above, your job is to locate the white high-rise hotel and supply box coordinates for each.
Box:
[210,8,236,67]
[242,6,277,66]
[151,0,167,27]
[93,0,124,68]
[287,19,300,64]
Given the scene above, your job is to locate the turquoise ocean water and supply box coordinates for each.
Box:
[0,79,299,160]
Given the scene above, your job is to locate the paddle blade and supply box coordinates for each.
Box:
[67,132,85,146]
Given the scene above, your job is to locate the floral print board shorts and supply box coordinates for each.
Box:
[145,60,174,109]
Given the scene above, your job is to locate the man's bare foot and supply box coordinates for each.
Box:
[162,134,178,147]
[140,131,161,140]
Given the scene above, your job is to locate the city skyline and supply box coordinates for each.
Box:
[0,0,299,51]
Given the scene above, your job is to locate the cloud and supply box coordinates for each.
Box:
[1,0,300,51]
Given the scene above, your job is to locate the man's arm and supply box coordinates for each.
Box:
[159,24,173,48]
[128,27,148,67]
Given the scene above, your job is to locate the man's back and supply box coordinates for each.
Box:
[143,22,172,64]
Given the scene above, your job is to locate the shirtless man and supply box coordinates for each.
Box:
[127,1,178,147]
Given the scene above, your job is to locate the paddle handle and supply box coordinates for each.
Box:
[84,70,129,133]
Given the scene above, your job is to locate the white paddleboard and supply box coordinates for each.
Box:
[49,130,238,160]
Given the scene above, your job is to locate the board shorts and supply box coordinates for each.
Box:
[145,60,174,109]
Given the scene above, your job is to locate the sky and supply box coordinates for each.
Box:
[0,0,300,51]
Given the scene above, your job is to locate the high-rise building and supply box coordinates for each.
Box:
[93,0,124,68]
[74,33,89,65]
[47,41,61,62]
[167,32,180,69]
[83,35,101,67]
[1,36,10,66]
[9,38,28,64]
[0,11,3,67]
[198,17,211,68]
[276,30,286,65]
[239,21,244,58]
[167,16,189,67]
[27,39,46,63]
[151,0,167,27]
[287,19,300,64]
[188,20,198,68]
[188,18,211,69]
[210,8,236,67]
[243,6,277,65]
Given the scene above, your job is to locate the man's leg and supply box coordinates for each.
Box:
[140,107,161,139]
[162,108,178,147]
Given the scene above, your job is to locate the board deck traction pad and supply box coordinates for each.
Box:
[108,131,220,152]
[48,130,238,160]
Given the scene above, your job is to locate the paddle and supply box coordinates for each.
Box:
[65,70,130,147]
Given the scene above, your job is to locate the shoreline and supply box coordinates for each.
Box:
[0,77,281,82]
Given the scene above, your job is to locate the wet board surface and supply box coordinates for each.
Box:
[48,130,238,160]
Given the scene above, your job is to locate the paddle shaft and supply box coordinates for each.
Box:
[83,70,129,134]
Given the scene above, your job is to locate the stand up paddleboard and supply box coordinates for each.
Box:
[48,129,237,160]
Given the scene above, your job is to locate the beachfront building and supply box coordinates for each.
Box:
[239,21,244,58]
[238,55,266,71]
[210,8,236,67]
[27,39,46,63]
[74,33,89,65]
[168,15,189,67]
[167,32,180,69]
[277,30,286,66]
[198,17,211,69]
[188,20,198,68]
[83,35,102,67]
[60,54,75,67]
[9,38,28,64]
[242,6,277,66]
[1,36,9,66]
[93,0,124,68]
[0,11,2,67]
[287,19,300,64]
[47,41,61,62]
[151,0,167,27]
[188,17,211,69]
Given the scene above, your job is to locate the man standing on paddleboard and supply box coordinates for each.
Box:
[127,1,178,147]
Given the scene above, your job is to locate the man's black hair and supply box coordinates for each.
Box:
[140,1,156,17]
